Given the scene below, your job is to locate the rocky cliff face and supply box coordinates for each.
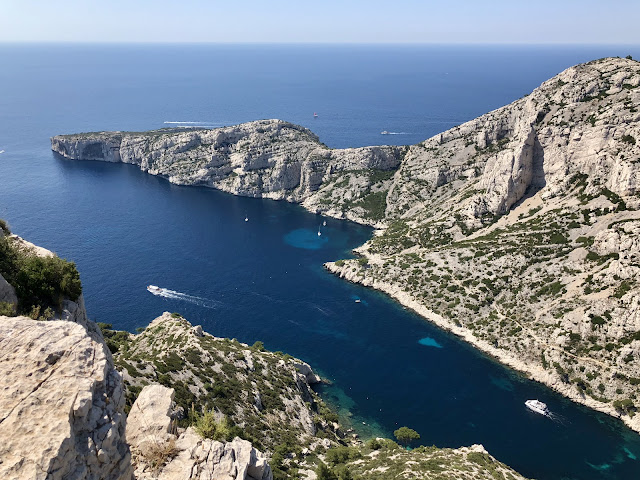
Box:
[52,120,404,226]
[327,57,640,432]
[127,384,272,480]
[0,317,132,480]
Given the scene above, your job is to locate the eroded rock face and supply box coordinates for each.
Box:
[51,120,403,226]
[0,317,132,480]
[0,273,17,311]
[129,384,272,480]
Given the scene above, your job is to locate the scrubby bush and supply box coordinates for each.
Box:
[394,426,421,447]
[0,234,82,314]
[193,411,235,441]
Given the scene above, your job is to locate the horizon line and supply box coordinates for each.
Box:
[1,40,639,47]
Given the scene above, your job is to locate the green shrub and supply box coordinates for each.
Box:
[394,426,420,446]
[621,135,636,145]
[0,301,16,316]
[316,462,337,480]
[193,411,234,441]
[325,446,361,466]
[0,219,10,235]
[0,235,82,314]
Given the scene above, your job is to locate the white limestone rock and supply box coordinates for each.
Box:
[0,317,132,480]
[129,385,272,480]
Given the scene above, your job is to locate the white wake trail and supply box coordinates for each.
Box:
[149,287,221,309]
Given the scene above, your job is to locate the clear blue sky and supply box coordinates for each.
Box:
[1,0,638,44]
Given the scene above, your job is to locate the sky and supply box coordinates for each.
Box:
[0,0,639,44]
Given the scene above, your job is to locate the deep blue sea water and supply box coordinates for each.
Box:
[1,44,640,480]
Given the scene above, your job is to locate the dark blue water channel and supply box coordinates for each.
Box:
[1,44,640,479]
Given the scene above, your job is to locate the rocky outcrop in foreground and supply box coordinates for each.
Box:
[0,317,132,480]
[106,312,332,454]
[128,384,272,480]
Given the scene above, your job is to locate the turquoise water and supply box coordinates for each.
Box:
[418,337,443,348]
[1,44,640,479]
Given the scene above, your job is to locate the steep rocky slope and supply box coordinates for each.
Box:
[52,120,404,226]
[53,57,640,432]
[326,441,528,480]
[102,312,335,457]
[327,56,640,432]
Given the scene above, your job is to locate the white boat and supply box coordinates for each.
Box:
[317,228,321,236]
[355,299,361,303]
[245,216,248,222]
[525,399,549,416]
[380,131,389,135]
[313,112,318,118]
[147,285,163,294]
[323,220,327,226]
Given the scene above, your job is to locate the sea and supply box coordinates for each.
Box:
[1,44,640,480]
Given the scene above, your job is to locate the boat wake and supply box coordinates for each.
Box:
[380,131,410,135]
[546,411,568,425]
[148,286,221,309]
[163,121,222,128]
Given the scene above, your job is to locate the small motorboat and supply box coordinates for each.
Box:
[355,299,361,303]
[323,220,327,226]
[147,285,163,294]
[380,131,389,135]
[245,216,248,222]
[313,112,318,118]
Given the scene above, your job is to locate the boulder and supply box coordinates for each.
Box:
[130,385,272,480]
[0,317,132,480]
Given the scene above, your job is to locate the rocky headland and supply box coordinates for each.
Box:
[52,57,640,433]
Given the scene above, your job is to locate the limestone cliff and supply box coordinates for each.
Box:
[127,384,272,480]
[327,57,640,432]
[0,317,132,480]
[52,120,404,226]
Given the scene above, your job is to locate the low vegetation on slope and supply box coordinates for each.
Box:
[316,440,528,480]
[0,220,82,317]
[99,312,343,479]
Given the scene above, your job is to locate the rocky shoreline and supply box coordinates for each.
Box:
[324,258,640,434]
